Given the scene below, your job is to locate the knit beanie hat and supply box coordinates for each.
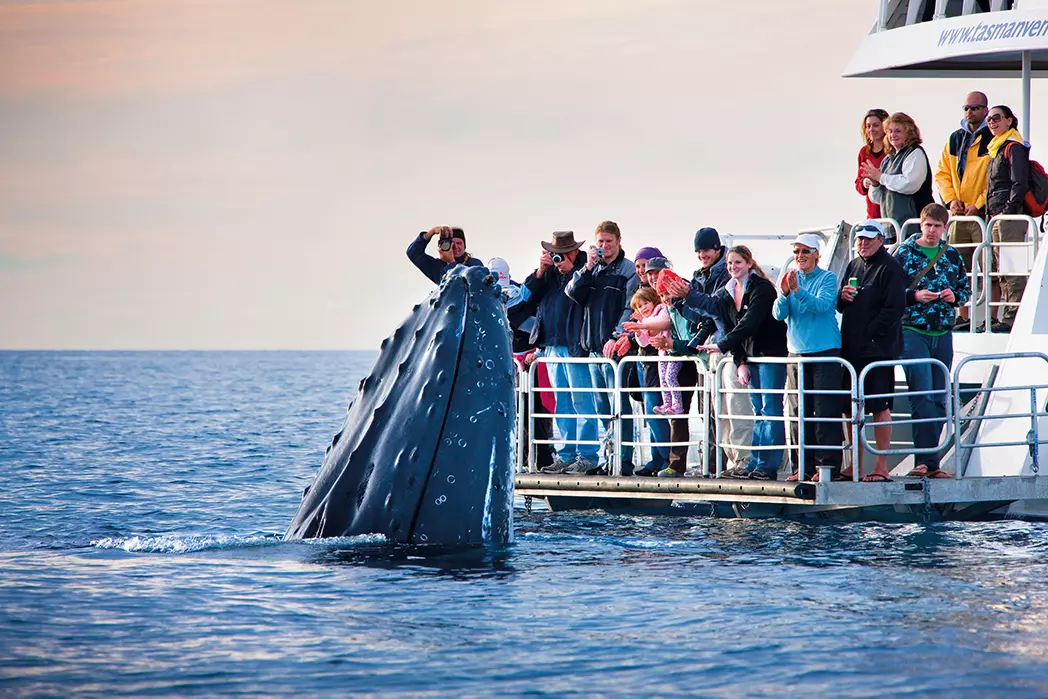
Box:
[634,246,664,263]
[655,269,685,296]
[451,227,466,242]
[693,227,721,251]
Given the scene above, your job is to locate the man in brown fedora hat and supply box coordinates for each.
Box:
[523,231,600,473]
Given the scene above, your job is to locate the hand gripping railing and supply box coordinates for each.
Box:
[857,358,954,474]
[527,356,616,473]
[614,354,709,475]
[709,354,860,480]
[952,352,1048,476]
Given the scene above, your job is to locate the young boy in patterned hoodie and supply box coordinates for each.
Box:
[893,203,971,479]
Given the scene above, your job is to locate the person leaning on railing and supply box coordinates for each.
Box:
[772,234,844,483]
[668,246,789,481]
[984,104,1030,332]
[893,203,970,480]
[645,263,706,477]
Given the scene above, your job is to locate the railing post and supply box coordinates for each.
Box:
[528,360,538,473]
[797,360,807,479]
[613,359,623,477]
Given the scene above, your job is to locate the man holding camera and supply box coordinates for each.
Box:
[523,231,599,474]
[406,225,483,285]
[566,220,640,475]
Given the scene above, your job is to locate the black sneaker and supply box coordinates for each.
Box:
[618,460,636,477]
[991,321,1012,333]
[634,466,658,477]
[748,469,778,481]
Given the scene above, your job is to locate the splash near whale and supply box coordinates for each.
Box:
[284,265,516,546]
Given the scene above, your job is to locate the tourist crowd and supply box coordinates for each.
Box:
[405,92,1038,482]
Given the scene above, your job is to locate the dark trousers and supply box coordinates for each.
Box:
[667,360,700,473]
[787,350,844,479]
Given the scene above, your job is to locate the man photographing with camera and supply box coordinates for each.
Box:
[406,225,483,285]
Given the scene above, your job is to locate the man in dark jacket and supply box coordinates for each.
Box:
[838,220,907,482]
[524,231,599,474]
[666,227,753,471]
[406,225,484,284]
[566,220,639,475]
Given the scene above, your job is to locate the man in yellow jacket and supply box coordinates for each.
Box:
[935,90,993,327]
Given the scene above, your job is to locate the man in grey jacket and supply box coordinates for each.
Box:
[566,220,640,475]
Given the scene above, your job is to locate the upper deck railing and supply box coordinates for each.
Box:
[878,0,1017,33]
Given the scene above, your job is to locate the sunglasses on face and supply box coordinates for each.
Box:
[987,114,1005,123]
[793,248,814,256]
[963,104,986,112]
[853,225,882,236]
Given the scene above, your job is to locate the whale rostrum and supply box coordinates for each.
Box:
[284,265,516,546]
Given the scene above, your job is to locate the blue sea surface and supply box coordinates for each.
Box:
[2,351,1048,697]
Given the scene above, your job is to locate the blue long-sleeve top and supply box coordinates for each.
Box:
[771,266,842,354]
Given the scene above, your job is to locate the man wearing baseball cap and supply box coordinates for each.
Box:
[773,233,844,481]
[838,220,907,482]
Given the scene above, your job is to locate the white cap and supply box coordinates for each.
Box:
[853,220,885,239]
[791,233,822,253]
[486,257,512,288]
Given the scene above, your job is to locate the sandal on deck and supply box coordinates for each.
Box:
[861,473,893,482]
[907,465,929,478]
[927,468,952,479]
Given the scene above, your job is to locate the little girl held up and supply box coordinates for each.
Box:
[623,286,683,415]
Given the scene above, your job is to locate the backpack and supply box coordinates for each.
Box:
[1004,142,1048,218]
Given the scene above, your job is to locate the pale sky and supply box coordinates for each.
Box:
[1,0,1044,349]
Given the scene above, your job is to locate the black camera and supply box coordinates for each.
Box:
[551,253,564,264]
[437,237,453,252]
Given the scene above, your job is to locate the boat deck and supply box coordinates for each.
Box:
[515,473,1048,522]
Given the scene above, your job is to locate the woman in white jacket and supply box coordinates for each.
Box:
[861,112,934,241]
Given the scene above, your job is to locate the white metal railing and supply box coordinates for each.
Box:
[952,352,1048,476]
[969,214,1039,329]
[614,355,709,476]
[857,358,955,475]
[710,355,861,479]
[527,356,615,473]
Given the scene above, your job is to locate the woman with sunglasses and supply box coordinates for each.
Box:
[861,112,934,241]
[856,108,889,220]
[984,104,1030,331]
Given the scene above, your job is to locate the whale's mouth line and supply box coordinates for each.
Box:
[405,277,471,541]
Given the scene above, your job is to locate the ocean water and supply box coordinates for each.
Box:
[2,351,1048,698]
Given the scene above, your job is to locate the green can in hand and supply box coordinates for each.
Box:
[848,277,859,288]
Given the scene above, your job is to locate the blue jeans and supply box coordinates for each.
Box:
[902,329,953,470]
[643,389,669,466]
[545,346,598,461]
[746,362,786,474]
[588,358,635,464]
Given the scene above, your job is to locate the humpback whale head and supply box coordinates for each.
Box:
[285,264,516,546]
